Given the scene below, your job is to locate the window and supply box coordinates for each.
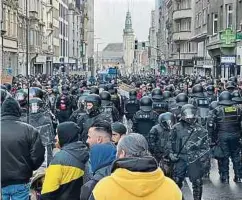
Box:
[203,8,207,25]
[226,4,233,28]
[213,13,218,35]
[198,12,202,27]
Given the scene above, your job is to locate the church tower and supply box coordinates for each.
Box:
[123,10,135,74]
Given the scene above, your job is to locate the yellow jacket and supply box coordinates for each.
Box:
[93,166,182,200]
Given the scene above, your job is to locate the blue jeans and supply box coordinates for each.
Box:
[1,183,30,200]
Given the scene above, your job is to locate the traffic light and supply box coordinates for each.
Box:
[135,40,138,50]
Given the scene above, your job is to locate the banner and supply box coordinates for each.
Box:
[1,75,13,84]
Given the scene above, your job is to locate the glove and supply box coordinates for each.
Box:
[169,153,179,162]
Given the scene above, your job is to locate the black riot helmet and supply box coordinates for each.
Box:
[140,96,153,112]
[164,85,174,93]
[90,87,99,95]
[232,90,242,104]
[192,84,204,97]
[151,88,163,100]
[1,89,11,105]
[1,84,7,90]
[85,94,102,115]
[71,86,78,95]
[209,101,218,110]
[181,104,197,124]
[29,87,44,99]
[229,76,237,84]
[29,97,44,114]
[174,89,181,97]
[206,85,215,95]
[176,93,188,106]
[4,83,12,92]
[100,91,111,102]
[218,91,234,105]
[226,81,236,90]
[15,89,28,107]
[158,112,175,130]
[163,91,172,100]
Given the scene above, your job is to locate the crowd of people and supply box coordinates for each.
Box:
[1,73,242,200]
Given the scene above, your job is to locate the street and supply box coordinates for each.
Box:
[182,160,242,200]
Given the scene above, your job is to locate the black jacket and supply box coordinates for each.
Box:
[1,97,45,187]
[80,165,111,200]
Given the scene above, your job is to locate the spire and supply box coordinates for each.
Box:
[124,10,133,33]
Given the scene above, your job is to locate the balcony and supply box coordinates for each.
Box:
[173,31,192,41]
[173,9,192,20]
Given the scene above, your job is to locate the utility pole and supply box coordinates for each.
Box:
[26,0,30,123]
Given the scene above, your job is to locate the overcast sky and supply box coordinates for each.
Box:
[94,0,155,51]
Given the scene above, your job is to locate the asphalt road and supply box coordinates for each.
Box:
[181,159,242,200]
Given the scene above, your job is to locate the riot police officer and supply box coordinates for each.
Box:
[90,87,99,95]
[151,88,168,115]
[15,89,28,120]
[208,91,242,183]
[163,91,175,111]
[206,85,217,102]
[149,112,175,164]
[171,93,188,121]
[124,90,140,121]
[77,94,110,142]
[132,96,158,142]
[169,104,210,200]
[226,81,236,93]
[100,91,119,122]
[28,97,55,166]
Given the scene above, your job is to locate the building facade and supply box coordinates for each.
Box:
[207,0,242,79]
[191,0,213,76]
[123,11,135,74]
[149,10,158,73]
[1,0,18,76]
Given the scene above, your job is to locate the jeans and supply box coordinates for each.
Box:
[1,183,30,200]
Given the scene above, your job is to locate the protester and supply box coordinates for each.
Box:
[91,133,182,200]
[80,143,116,200]
[86,120,113,147]
[111,122,127,145]
[1,97,45,200]
[41,122,89,200]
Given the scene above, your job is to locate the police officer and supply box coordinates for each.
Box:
[124,90,140,121]
[208,91,242,183]
[171,93,188,121]
[100,91,120,122]
[151,88,168,115]
[90,87,99,95]
[15,89,28,120]
[28,97,55,166]
[226,81,236,93]
[169,104,210,200]
[163,91,175,111]
[206,85,217,102]
[149,112,175,169]
[77,94,110,142]
[132,96,158,142]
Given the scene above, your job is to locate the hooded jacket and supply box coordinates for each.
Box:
[92,157,182,200]
[1,97,45,187]
[41,122,89,200]
[80,143,116,200]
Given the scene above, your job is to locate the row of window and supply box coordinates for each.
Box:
[175,19,191,32]
[195,8,207,28]
[2,7,17,38]
[212,4,233,35]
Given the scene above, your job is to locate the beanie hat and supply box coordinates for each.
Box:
[111,122,127,135]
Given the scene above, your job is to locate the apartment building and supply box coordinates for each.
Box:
[1,0,18,76]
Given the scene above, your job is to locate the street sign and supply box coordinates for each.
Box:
[221,56,236,64]
[220,28,236,45]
